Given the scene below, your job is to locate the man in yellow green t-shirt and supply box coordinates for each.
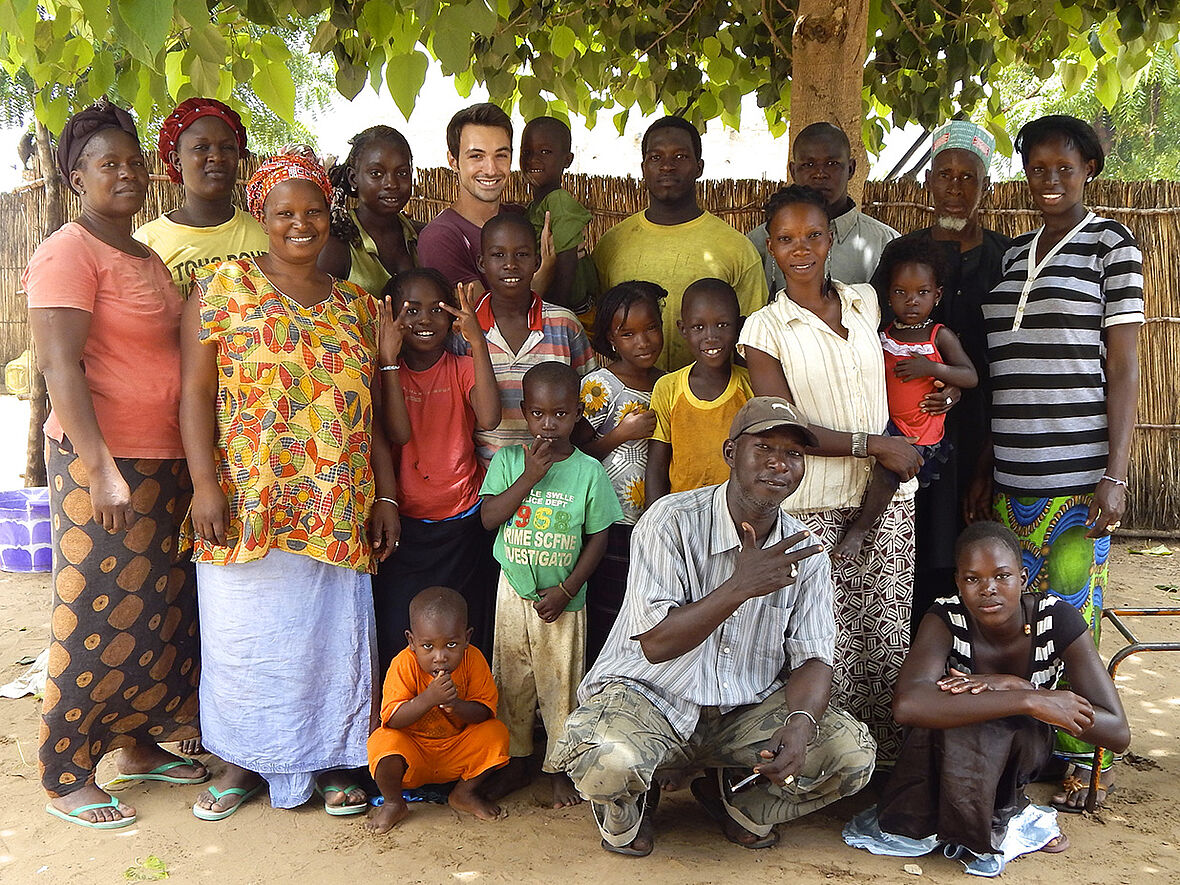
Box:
[592,117,769,371]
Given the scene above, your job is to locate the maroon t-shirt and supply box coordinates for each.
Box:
[418,208,485,288]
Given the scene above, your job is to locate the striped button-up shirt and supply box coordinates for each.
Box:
[579,482,836,739]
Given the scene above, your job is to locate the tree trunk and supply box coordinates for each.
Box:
[26,119,63,488]
[789,0,871,201]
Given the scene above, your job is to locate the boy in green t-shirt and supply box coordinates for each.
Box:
[480,361,622,809]
[521,116,599,319]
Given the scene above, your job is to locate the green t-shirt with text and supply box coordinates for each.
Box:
[481,446,622,611]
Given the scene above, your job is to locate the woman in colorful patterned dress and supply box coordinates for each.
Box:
[968,115,1143,811]
[180,154,400,820]
[28,100,207,830]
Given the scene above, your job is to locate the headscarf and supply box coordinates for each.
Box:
[158,98,248,183]
[930,120,996,170]
[56,98,140,194]
[245,153,334,222]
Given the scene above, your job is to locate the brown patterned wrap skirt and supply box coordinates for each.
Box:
[39,442,200,797]
[797,496,916,765]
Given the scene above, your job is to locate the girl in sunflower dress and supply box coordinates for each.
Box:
[577,281,666,664]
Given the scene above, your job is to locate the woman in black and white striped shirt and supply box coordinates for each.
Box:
[968,114,1142,811]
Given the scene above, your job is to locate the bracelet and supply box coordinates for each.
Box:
[850,431,869,459]
[379,364,400,372]
[559,581,575,600]
[1100,474,1128,489]
[375,496,399,507]
[785,709,819,740]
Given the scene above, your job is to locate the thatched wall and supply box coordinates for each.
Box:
[4,156,1178,530]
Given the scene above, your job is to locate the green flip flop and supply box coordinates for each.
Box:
[45,795,137,829]
[102,756,210,789]
[192,783,265,822]
[315,784,368,816]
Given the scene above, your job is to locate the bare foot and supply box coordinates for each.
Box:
[365,796,409,833]
[832,529,869,562]
[194,764,261,815]
[449,779,506,821]
[118,743,207,781]
[48,782,136,825]
[484,757,531,802]
[547,772,583,808]
[176,737,204,756]
[603,814,655,856]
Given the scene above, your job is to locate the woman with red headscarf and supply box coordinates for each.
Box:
[135,98,266,298]
[180,154,400,821]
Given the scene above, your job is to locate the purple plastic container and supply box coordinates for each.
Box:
[0,488,51,573]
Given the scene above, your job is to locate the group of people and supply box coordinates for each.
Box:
[25,92,1136,875]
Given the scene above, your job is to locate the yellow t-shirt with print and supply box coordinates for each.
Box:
[135,208,268,298]
[651,364,753,494]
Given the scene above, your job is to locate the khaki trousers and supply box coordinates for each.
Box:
[553,681,877,847]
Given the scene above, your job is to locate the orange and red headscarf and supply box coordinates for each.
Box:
[158,98,248,184]
[245,154,334,222]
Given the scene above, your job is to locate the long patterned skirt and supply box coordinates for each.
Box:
[798,496,915,764]
[995,492,1112,770]
[40,443,200,796]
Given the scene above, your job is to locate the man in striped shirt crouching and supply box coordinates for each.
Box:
[552,397,877,856]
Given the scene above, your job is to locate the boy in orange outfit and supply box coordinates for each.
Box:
[366,586,510,833]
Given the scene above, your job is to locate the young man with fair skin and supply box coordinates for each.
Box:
[593,116,768,371]
[417,103,514,288]
[748,121,898,293]
[554,397,877,856]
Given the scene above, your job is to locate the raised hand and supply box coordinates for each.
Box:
[378,295,409,365]
[731,523,824,601]
[422,671,459,709]
[523,436,557,484]
[441,282,484,347]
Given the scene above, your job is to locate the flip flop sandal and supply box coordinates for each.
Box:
[102,755,210,789]
[316,784,368,816]
[1039,833,1070,854]
[45,796,137,830]
[596,785,656,856]
[690,776,779,849]
[192,783,265,821]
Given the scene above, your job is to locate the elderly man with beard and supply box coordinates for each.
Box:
[870,121,1014,637]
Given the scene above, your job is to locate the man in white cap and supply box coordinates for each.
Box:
[552,396,876,857]
[869,120,1015,636]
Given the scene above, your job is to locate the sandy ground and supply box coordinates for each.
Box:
[0,393,1178,883]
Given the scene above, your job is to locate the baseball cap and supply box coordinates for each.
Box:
[728,396,819,447]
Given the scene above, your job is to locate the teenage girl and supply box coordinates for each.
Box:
[320,125,419,293]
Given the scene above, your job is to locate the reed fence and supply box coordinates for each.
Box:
[3,156,1177,529]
